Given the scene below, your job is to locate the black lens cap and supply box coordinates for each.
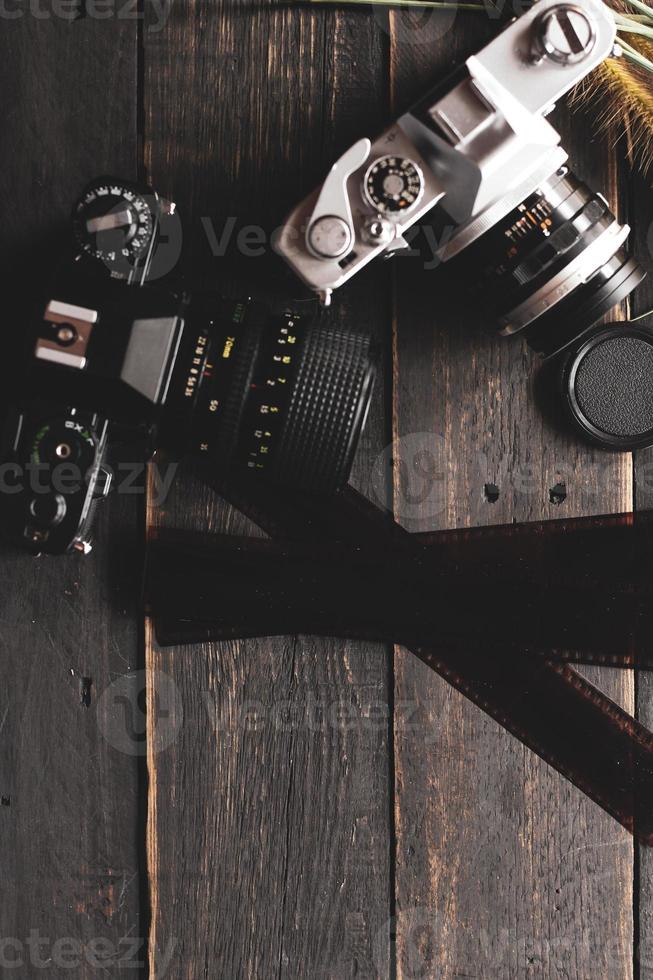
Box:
[559,322,653,450]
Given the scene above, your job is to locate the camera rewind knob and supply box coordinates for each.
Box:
[73,178,170,281]
[532,4,597,65]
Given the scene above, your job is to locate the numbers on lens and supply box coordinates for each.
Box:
[236,314,303,471]
[363,156,425,216]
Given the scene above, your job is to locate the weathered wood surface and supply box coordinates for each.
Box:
[389,10,634,979]
[631,163,653,980]
[1,1,651,977]
[143,3,394,977]
[0,10,143,980]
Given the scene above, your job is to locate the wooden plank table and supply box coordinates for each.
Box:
[0,0,649,976]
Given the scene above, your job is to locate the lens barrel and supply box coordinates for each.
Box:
[467,169,645,356]
[165,299,376,492]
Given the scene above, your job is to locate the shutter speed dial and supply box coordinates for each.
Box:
[73,180,158,278]
[363,156,425,216]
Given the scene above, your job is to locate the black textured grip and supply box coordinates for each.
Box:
[575,335,653,436]
[211,307,376,492]
[270,323,375,491]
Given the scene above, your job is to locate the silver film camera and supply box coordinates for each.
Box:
[276,0,644,357]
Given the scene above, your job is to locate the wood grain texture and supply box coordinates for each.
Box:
[143,3,393,976]
[2,4,646,978]
[0,11,142,979]
[388,10,635,978]
[628,162,653,980]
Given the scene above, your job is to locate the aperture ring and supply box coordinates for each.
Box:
[498,220,631,335]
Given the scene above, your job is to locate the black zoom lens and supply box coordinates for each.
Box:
[468,168,645,357]
[165,300,376,492]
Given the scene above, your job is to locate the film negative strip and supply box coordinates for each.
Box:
[148,527,653,666]
[148,468,653,843]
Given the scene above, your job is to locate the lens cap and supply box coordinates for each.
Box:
[560,322,653,450]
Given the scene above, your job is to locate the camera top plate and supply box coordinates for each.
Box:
[275,0,617,304]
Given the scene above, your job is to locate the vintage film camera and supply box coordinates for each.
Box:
[0,178,376,555]
[277,0,653,450]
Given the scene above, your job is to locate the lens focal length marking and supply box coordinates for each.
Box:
[238,315,304,473]
[504,198,554,247]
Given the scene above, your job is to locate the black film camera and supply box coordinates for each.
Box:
[0,178,376,555]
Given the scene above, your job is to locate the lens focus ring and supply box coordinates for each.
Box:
[194,304,376,492]
[271,323,375,491]
[465,169,645,353]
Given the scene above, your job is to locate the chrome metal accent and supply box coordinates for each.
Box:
[361,217,396,246]
[86,209,133,234]
[305,138,370,259]
[531,5,597,65]
[499,220,631,334]
[307,215,353,259]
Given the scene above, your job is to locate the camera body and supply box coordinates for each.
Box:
[277,0,621,302]
[1,178,377,555]
[276,0,653,450]
[276,0,641,340]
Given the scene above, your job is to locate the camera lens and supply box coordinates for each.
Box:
[466,169,645,356]
[164,300,376,492]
